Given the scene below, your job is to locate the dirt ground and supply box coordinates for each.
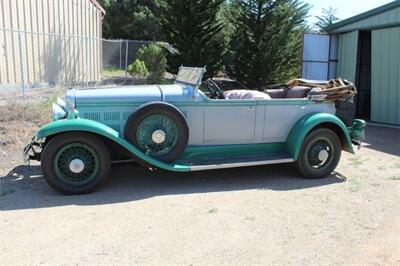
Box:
[0,125,399,265]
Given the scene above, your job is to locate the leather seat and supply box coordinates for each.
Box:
[285,86,311,98]
[265,86,311,99]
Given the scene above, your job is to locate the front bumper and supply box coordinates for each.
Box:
[23,136,44,163]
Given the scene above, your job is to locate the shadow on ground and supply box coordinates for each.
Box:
[0,163,346,211]
[363,125,400,156]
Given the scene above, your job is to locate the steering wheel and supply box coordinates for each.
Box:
[206,79,225,99]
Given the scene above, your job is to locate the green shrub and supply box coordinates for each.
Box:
[127,59,149,79]
[136,44,167,83]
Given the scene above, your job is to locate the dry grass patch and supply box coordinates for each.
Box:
[0,97,54,160]
[0,101,46,124]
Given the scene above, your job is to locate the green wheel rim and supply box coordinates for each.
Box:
[54,143,100,186]
[306,137,334,170]
[136,114,179,156]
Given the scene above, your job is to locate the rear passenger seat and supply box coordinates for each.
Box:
[265,86,311,99]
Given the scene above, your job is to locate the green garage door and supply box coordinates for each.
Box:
[337,31,359,83]
[371,27,400,125]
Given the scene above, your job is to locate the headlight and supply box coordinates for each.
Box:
[57,97,67,111]
[66,88,76,110]
[52,103,67,121]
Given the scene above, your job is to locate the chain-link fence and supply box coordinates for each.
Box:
[102,39,157,83]
[0,28,170,101]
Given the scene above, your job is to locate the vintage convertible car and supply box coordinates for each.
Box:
[24,67,365,194]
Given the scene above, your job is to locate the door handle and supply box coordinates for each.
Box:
[299,106,307,110]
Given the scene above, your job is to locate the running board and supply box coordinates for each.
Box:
[185,154,294,171]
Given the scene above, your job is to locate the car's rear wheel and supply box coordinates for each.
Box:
[124,103,189,162]
[296,128,341,179]
[41,132,111,195]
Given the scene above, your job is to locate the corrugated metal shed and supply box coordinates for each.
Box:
[325,0,400,125]
[301,33,337,80]
[336,31,358,82]
[0,0,105,85]
[371,27,400,125]
[302,34,330,80]
[327,1,400,33]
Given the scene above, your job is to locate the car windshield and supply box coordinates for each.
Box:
[174,67,206,87]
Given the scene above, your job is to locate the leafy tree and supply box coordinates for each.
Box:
[158,0,226,77]
[128,59,149,78]
[229,0,310,88]
[101,0,161,41]
[136,44,167,83]
[315,7,339,33]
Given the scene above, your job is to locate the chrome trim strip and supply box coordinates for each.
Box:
[189,158,294,171]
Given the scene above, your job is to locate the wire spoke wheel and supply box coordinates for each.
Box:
[136,114,179,156]
[42,133,110,195]
[124,103,189,162]
[54,143,100,186]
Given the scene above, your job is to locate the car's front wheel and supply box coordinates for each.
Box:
[296,128,342,179]
[41,132,111,195]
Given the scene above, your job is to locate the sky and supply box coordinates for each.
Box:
[306,0,395,24]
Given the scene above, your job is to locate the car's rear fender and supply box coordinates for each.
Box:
[286,112,354,160]
[35,118,190,172]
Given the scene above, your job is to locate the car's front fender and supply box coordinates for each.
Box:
[286,112,354,160]
[36,118,190,172]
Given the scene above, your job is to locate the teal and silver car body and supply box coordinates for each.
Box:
[25,67,366,172]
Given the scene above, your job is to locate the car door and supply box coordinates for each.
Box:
[203,100,257,145]
[262,99,308,142]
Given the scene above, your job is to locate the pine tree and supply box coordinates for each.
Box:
[229,0,309,89]
[158,0,226,77]
[101,0,161,41]
[315,7,339,33]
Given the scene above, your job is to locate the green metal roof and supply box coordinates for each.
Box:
[326,0,400,32]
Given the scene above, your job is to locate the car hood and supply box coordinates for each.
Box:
[67,84,195,108]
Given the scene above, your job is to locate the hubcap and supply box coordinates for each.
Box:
[318,150,329,162]
[54,143,99,185]
[136,114,178,156]
[69,159,85,174]
[152,130,166,144]
[307,138,333,169]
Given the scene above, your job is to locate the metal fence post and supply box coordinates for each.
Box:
[125,40,129,79]
[17,31,26,101]
[119,41,122,69]
[86,36,90,87]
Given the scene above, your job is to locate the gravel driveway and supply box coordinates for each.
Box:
[1,125,399,265]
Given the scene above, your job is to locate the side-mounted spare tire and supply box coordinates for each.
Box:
[124,102,189,162]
